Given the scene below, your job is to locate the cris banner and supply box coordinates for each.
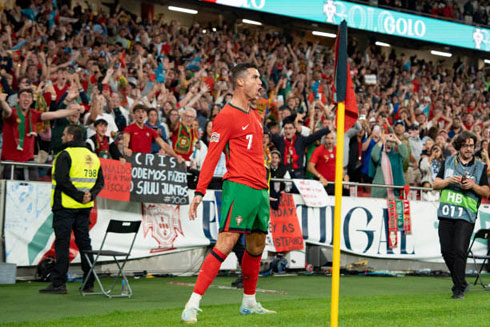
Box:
[98,154,189,205]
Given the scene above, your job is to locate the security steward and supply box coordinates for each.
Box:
[433,131,489,299]
[40,125,104,294]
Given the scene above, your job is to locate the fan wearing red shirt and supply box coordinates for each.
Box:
[0,89,83,180]
[53,67,70,103]
[182,63,275,324]
[122,104,183,162]
[308,131,339,195]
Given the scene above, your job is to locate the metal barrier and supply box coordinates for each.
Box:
[1,161,52,181]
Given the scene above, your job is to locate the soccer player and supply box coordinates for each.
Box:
[181,63,276,323]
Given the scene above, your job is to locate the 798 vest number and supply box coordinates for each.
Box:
[84,169,97,178]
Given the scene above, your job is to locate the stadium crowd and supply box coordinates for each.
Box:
[0,0,489,200]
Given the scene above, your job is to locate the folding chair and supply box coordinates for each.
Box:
[467,229,490,289]
[80,220,141,298]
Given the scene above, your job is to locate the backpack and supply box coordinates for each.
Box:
[35,256,56,282]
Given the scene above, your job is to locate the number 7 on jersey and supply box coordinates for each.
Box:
[246,134,253,150]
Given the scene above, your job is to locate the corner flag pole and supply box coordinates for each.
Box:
[330,101,345,327]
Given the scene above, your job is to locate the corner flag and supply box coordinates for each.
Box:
[332,20,358,131]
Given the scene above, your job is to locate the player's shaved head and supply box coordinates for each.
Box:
[231,63,258,88]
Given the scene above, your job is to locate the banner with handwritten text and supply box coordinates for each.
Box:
[129,153,189,205]
[98,154,188,205]
[293,179,329,207]
[269,193,304,252]
[98,158,132,201]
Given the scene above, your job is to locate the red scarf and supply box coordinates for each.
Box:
[284,135,299,169]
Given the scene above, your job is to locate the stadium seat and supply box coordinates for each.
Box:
[80,220,141,298]
[467,229,490,289]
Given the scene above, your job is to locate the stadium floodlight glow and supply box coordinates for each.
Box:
[430,50,452,57]
[212,27,217,32]
[242,19,262,26]
[485,59,490,64]
[375,41,391,47]
[312,31,336,38]
[168,6,198,14]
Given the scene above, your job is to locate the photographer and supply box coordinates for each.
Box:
[369,132,408,198]
[433,131,489,299]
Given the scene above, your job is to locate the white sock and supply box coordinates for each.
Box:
[186,292,202,308]
[242,293,257,307]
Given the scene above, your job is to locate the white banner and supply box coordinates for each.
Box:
[4,181,490,266]
[293,179,329,207]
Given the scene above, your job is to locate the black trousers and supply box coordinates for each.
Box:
[51,208,95,287]
[438,218,474,292]
[325,184,350,196]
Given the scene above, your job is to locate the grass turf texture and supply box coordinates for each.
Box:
[1,275,489,326]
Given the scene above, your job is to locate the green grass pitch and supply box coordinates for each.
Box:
[1,275,489,326]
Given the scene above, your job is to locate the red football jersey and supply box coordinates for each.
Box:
[195,103,268,195]
[2,109,43,162]
[310,145,336,182]
[123,123,159,154]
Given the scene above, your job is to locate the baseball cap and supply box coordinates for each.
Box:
[127,77,137,87]
[394,120,405,127]
[271,149,281,157]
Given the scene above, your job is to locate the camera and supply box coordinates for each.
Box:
[459,176,467,183]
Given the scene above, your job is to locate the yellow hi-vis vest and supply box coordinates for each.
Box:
[51,147,101,209]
